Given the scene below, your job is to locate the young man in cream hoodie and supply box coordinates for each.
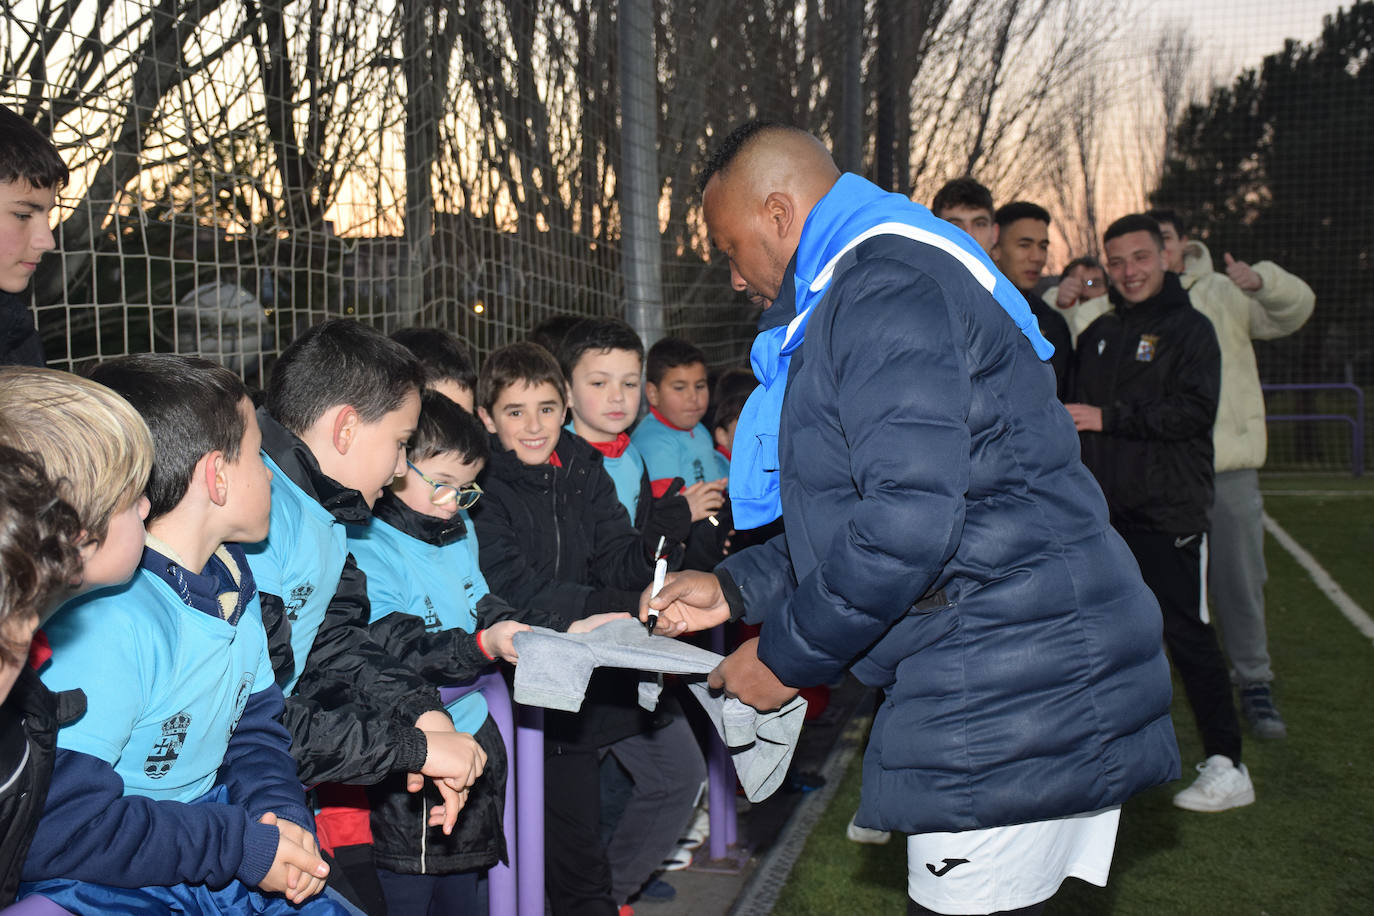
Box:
[1146,208,1315,741]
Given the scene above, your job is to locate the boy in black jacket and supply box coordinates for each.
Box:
[472,342,703,915]
[1068,213,1252,814]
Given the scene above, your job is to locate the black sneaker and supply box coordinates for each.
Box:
[1240,683,1288,739]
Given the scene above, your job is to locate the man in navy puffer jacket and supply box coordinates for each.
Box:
[641,122,1180,915]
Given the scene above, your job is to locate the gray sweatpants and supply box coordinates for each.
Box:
[1207,468,1272,684]
[602,714,706,904]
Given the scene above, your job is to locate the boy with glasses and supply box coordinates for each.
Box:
[347,391,529,914]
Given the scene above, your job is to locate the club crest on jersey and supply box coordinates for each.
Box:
[144,711,192,779]
[422,594,440,631]
[228,673,253,741]
[1135,334,1159,362]
[285,582,315,620]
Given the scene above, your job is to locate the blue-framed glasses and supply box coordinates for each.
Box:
[407,461,482,509]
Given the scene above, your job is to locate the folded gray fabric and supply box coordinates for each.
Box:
[512,618,807,801]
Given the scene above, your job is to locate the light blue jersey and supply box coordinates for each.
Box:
[631,410,730,487]
[41,553,273,804]
[243,453,349,695]
[348,516,491,734]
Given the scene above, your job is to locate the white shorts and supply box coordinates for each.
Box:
[906,806,1120,915]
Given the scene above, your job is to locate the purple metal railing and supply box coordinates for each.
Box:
[1262,383,1365,477]
[440,671,545,916]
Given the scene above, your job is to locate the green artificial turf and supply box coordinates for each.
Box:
[775,482,1374,915]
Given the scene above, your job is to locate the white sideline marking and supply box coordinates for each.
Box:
[1263,512,1374,642]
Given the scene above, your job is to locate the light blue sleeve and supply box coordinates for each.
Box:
[41,588,152,764]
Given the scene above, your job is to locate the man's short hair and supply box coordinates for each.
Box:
[267,319,424,435]
[1144,208,1186,237]
[711,367,757,431]
[90,355,249,524]
[0,446,83,666]
[645,337,708,387]
[1104,214,1165,249]
[557,318,644,380]
[0,367,153,543]
[931,177,994,217]
[526,314,587,359]
[391,327,478,394]
[993,201,1052,228]
[698,119,788,193]
[1064,255,1105,276]
[477,341,566,413]
[409,391,491,466]
[0,105,69,190]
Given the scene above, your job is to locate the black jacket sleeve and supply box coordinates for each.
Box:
[585,462,656,592]
[368,611,492,686]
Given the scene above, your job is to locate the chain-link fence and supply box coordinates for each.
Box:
[3,0,1369,467]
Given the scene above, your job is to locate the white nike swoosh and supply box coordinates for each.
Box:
[1174,534,1199,548]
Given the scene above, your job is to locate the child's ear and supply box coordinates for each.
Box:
[713,425,730,452]
[205,452,230,508]
[644,382,660,408]
[331,405,361,455]
[477,407,498,435]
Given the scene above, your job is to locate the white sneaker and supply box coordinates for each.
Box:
[845,813,892,845]
[677,804,710,850]
[1172,755,1256,812]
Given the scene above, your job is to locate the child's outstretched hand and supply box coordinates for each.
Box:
[481,620,530,664]
[682,478,727,522]
[567,612,631,635]
[257,811,329,903]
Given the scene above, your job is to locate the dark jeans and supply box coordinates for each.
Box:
[376,868,480,916]
[1122,529,1243,764]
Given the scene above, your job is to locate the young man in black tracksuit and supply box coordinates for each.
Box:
[471,341,701,916]
[1067,213,1253,813]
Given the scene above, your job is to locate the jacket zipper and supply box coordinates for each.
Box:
[419,794,428,873]
[551,465,562,579]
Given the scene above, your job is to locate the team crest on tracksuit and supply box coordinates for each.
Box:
[144,711,192,779]
[1135,334,1159,362]
[285,582,315,620]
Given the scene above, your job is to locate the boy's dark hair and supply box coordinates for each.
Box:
[0,105,69,190]
[409,391,491,465]
[557,318,644,379]
[711,368,757,431]
[1104,214,1165,249]
[993,201,1052,228]
[1064,255,1105,276]
[391,327,478,394]
[90,354,250,523]
[698,119,788,193]
[0,446,83,666]
[478,341,566,413]
[527,314,587,359]
[931,177,994,217]
[645,337,708,387]
[1144,208,1186,237]
[267,319,424,435]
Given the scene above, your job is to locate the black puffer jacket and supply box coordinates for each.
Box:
[1073,273,1220,534]
[470,430,656,747]
[0,666,83,904]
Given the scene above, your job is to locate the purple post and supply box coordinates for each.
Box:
[441,673,517,915]
[515,704,545,916]
[707,625,739,858]
[1261,382,1366,476]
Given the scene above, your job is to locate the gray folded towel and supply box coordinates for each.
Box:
[511,618,807,801]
